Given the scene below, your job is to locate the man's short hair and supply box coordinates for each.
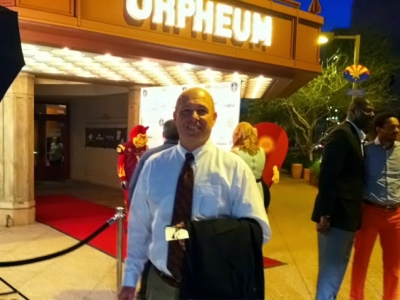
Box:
[163,119,179,140]
[373,111,398,133]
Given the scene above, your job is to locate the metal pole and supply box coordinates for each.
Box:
[333,34,362,99]
[116,206,125,292]
[352,35,361,93]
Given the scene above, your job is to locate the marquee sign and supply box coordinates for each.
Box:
[126,0,273,46]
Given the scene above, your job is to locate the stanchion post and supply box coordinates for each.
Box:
[116,207,125,292]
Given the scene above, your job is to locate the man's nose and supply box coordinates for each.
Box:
[192,111,200,119]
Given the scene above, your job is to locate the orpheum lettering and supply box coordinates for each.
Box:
[125,0,273,46]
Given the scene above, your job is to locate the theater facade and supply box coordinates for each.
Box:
[0,0,323,225]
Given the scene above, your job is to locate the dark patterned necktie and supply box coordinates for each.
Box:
[167,152,194,280]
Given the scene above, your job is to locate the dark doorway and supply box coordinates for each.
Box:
[34,103,69,180]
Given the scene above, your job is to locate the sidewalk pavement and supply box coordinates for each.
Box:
[0,173,384,300]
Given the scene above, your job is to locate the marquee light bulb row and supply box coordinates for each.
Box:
[21,43,273,99]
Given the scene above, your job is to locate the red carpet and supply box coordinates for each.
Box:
[36,195,285,268]
[35,195,126,258]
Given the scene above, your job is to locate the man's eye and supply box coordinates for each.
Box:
[197,109,207,116]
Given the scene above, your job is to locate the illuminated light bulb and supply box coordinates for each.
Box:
[52,47,83,57]
[21,44,38,51]
[182,63,193,69]
[250,76,264,99]
[94,54,123,62]
[176,65,194,85]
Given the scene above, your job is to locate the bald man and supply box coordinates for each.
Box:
[118,88,270,300]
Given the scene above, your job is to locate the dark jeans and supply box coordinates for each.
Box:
[316,228,355,300]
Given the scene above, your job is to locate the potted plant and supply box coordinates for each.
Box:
[303,167,311,181]
[291,162,303,179]
[309,159,321,186]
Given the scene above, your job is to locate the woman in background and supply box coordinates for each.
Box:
[232,122,279,209]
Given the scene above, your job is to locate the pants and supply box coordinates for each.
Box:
[136,261,152,300]
[350,204,400,300]
[316,227,355,300]
[146,266,179,300]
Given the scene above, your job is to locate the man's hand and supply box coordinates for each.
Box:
[121,181,128,190]
[316,216,331,233]
[272,165,280,184]
[118,286,136,300]
[271,172,280,184]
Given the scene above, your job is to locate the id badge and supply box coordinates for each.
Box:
[165,226,189,241]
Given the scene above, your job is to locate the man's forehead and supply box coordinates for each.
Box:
[387,117,400,124]
[180,96,207,105]
[178,95,213,108]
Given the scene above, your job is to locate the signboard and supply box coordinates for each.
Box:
[85,127,127,148]
[346,89,366,97]
[125,0,272,46]
[139,82,241,150]
[344,64,370,83]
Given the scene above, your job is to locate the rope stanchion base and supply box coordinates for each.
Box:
[0,277,30,299]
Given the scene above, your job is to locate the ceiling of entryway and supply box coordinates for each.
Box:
[23,43,274,99]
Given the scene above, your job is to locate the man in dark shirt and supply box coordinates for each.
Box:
[311,97,375,300]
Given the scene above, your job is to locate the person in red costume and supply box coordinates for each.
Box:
[117,125,149,208]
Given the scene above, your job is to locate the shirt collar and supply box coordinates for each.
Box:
[164,139,178,145]
[176,139,214,162]
[346,119,366,141]
[374,137,399,149]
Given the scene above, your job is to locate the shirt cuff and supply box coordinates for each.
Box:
[123,269,139,288]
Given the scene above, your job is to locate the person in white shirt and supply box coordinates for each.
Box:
[118,87,271,300]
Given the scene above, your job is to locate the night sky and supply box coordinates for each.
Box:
[300,0,353,31]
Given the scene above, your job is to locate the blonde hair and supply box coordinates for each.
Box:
[232,122,259,155]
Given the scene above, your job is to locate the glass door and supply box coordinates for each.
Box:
[34,103,69,181]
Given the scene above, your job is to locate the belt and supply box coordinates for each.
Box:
[364,199,400,211]
[153,266,180,288]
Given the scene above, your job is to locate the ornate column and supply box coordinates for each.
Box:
[127,87,141,130]
[0,72,35,226]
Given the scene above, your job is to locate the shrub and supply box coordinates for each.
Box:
[310,159,321,180]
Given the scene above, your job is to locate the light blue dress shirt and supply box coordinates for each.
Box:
[364,138,400,205]
[123,140,271,287]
